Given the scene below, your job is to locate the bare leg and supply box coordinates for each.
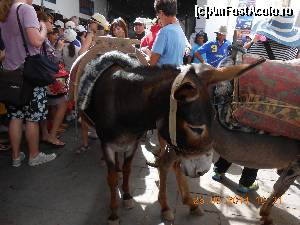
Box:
[173,161,203,216]
[80,117,89,147]
[40,120,50,141]
[25,121,40,159]
[260,157,300,225]
[9,119,23,159]
[48,101,67,145]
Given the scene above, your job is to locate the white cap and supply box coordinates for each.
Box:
[64,28,77,42]
[133,17,144,25]
[75,25,87,33]
[65,21,76,29]
[54,20,64,29]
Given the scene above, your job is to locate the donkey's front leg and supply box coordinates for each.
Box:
[158,148,177,221]
[260,156,300,225]
[103,144,120,225]
[173,161,204,216]
[122,141,139,209]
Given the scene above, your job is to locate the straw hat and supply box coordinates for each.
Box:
[90,13,109,31]
[251,15,300,47]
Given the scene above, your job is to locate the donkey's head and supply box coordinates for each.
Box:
[157,59,265,154]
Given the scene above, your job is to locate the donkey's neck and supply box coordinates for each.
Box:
[142,67,179,125]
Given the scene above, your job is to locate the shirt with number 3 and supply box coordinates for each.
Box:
[196,39,231,67]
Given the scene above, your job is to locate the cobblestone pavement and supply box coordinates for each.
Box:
[0,126,299,225]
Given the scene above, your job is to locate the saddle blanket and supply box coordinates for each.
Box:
[233,54,300,140]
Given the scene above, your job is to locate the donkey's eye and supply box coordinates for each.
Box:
[189,127,203,134]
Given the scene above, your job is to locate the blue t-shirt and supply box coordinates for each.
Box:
[152,23,186,67]
[197,39,231,67]
[190,43,206,63]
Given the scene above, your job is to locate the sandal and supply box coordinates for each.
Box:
[0,143,11,151]
[42,139,65,148]
[76,145,90,154]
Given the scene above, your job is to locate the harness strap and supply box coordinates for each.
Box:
[169,66,190,146]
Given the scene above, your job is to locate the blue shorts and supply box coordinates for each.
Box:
[7,87,48,122]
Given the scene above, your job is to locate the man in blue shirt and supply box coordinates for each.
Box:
[149,0,186,67]
[195,26,231,67]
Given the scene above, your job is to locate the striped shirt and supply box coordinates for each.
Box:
[247,39,298,61]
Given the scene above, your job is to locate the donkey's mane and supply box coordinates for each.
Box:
[77,51,180,111]
[77,51,140,111]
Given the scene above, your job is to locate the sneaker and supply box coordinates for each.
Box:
[28,152,56,166]
[237,181,259,193]
[12,152,26,167]
[212,171,224,181]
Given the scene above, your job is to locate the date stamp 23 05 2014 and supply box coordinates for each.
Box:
[193,195,283,206]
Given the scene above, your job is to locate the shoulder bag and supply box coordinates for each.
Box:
[17,4,58,87]
[0,66,33,106]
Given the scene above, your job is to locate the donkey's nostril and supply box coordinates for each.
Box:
[197,171,204,176]
[190,127,203,134]
[197,169,209,176]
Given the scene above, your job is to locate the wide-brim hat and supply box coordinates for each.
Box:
[214,25,228,35]
[90,13,109,31]
[251,15,300,47]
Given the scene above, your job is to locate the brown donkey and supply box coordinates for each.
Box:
[77,51,265,225]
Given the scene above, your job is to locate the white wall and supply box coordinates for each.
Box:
[196,0,300,43]
[32,0,107,20]
[290,0,300,27]
[195,0,207,33]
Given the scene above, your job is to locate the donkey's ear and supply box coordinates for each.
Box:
[173,81,198,102]
[206,58,266,85]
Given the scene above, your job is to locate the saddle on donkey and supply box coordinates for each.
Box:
[215,54,300,140]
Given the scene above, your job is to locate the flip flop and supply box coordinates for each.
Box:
[75,145,90,154]
[42,140,65,148]
[0,143,11,151]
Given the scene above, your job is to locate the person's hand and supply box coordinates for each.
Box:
[80,35,86,44]
[39,21,46,32]
[185,47,191,56]
[56,39,64,51]
[141,46,151,57]
[253,34,266,43]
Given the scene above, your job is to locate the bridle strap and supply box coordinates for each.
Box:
[169,66,190,146]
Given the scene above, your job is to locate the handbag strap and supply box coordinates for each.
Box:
[16,4,30,56]
[263,41,276,60]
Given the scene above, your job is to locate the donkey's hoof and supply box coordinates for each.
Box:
[162,209,174,221]
[190,206,204,216]
[108,219,120,225]
[123,198,135,209]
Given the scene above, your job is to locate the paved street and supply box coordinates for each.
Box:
[0,125,299,225]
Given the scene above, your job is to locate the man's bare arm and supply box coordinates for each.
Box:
[194,51,205,63]
[149,52,161,66]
